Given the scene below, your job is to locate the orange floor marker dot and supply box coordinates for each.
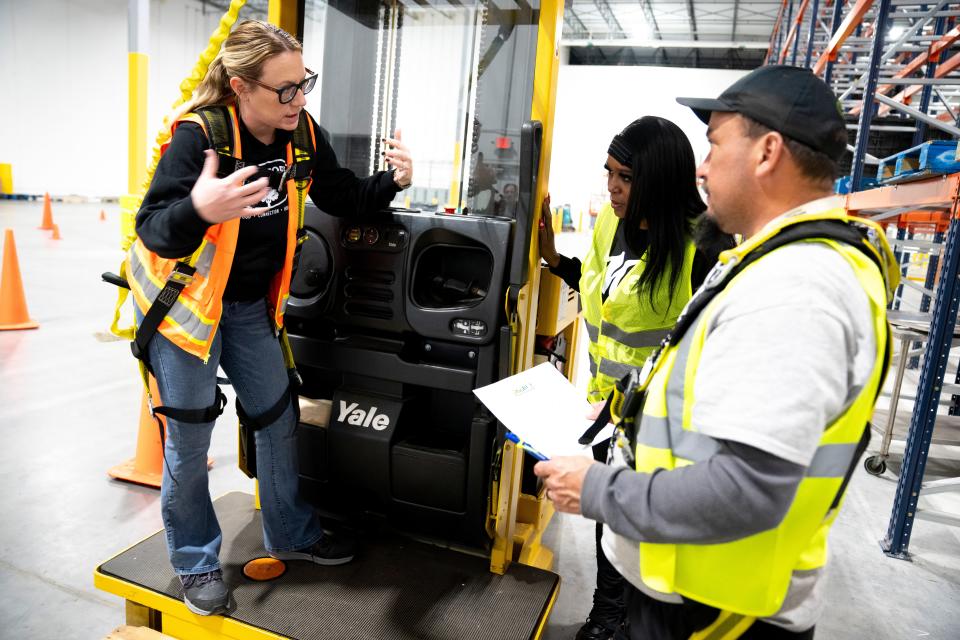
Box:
[243,557,286,581]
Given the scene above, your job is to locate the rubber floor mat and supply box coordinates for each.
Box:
[99,491,558,640]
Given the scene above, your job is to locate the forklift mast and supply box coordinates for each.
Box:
[270,0,570,575]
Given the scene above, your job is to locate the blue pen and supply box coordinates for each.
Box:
[505,432,549,461]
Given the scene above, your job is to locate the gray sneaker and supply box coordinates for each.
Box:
[269,533,356,566]
[180,569,229,616]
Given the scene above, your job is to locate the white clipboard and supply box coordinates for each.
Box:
[473,363,614,459]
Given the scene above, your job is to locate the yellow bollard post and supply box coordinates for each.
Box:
[0,164,12,195]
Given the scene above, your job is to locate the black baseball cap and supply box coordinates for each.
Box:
[677,65,847,161]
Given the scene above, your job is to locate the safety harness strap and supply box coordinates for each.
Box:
[199,105,314,186]
[289,116,315,276]
[236,370,301,479]
[236,385,294,432]
[130,261,196,361]
[578,394,613,445]
[598,219,889,479]
[196,106,235,157]
[153,385,228,424]
[669,220,883,349]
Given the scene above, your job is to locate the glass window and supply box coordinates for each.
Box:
[302,0,541,217]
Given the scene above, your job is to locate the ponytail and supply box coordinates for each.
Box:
[176,20,302,118]
[179,57,234,117]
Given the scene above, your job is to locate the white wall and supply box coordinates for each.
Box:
[549,65,749,216]
[0,0,246,197]
[1,0,126,196]
[0,1,747,200]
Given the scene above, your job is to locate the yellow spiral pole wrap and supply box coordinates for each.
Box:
[110,0,247,340]
[140,0,248,200]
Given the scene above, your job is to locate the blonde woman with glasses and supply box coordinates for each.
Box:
[129,20,413,616]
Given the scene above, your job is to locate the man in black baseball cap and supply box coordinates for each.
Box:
[534,65,897,640]
[676,64,848,237]
[678,65,847,161]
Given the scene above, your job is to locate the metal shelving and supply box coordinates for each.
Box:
[846,177,960,555]
[768,2,960,558]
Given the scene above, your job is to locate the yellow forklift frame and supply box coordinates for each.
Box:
[96,0,579,637]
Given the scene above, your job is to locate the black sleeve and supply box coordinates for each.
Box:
[690,215,737,288]
[691,250,711,290]
[307,117,401,217]
[547,255,583,292]
[135,123,213,259]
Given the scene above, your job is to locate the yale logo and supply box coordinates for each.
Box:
[338,401,391,431]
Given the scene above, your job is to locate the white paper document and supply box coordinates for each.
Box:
[473,363,614,459]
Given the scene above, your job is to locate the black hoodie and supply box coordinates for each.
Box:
[136,110,399,301]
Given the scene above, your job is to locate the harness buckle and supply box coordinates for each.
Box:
[615,428,636,468]
[279,164,295,186]
[619,380,646,426]
[167,271,194,286]
[701,254,740,292]
[167,263,196,286]
[612,369,648,468]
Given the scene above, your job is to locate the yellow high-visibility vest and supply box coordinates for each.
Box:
[581,203,696,403]
[627,208,897,617]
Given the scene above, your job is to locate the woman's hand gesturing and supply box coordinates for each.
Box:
[191,150,270,224]
[383,129,413,189]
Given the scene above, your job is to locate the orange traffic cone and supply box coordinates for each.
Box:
[109,377,166,488]
[38,193,54,230]
[51,224,61,240]
[108,377,214,488]
[99,209,106,221]
[0,229,39,331]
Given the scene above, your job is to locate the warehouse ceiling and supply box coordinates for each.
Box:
[201,0,774,69]
[561,0,779,68]
[562,0,781,43]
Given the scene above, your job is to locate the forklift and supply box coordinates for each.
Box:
[95,1,582,637]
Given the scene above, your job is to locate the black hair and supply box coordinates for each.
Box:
[618,116,706,309]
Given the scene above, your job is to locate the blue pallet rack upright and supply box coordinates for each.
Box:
[767,0,960,558]
[885,206,960,556]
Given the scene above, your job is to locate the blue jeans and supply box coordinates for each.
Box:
[139,299,323,575]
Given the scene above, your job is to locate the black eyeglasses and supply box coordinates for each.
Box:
[243,69,318,104]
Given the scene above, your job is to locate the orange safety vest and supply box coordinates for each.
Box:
[126,104,315,362]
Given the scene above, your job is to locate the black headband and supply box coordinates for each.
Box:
[607,134,634,168]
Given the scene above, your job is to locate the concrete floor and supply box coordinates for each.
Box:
[0,200,958,639]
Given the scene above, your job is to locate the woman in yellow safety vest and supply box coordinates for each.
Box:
[129,21,413,616]
[538,116,732,640]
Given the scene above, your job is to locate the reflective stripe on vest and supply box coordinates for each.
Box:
[128,105,312,361]
[584,320,672,350]
[192,241,216,277]
[581,203,695,403]
[629,219,892,617]
[127,242,216,346]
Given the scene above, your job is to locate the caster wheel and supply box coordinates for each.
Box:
[864,455,886,476]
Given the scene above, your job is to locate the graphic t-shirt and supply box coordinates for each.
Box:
[227,128,291,301]
[601,221,644,301]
